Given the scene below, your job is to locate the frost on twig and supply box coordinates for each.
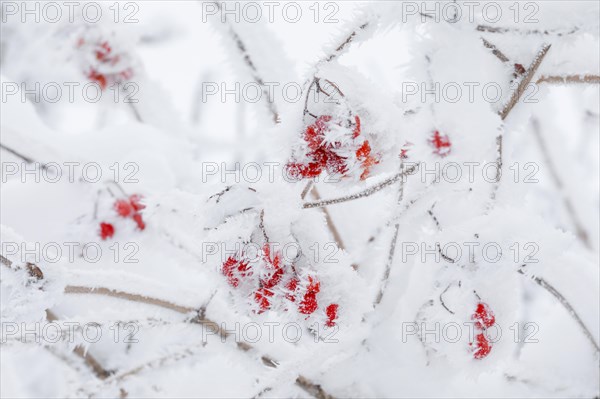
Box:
[499,44,552,120]
[374,160,407,306]
[536,74,600,84]
[476,25,580,36]
[1,254,112,380]
[63,284,335,398]
[209,2,281,123]
[0,143,48,169]
[481,38,510,64]
[517,268,600,354]
[530,118,592,249]
[489,43,551,204]
[303,164,418,209]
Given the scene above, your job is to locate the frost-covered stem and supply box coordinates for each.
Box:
[489,44,551,203]
[212,2,279,123]
[530,118,591,249]
[303,164,418,209]
[499,44,551,120]
[0,143,48,169]
[46,309,114,379]
[310,186,346,251]
[481,38,510,63]
[301,181,314,200]
[64,285,334,397]
[518,270,600,354]
[320,21,370,64]
[296,376,335,399]
[536,74,600,84]
[64,285,197,314]
[477,25,578,36]
[127,102,143,123]
[0,256,111,379]
[374,224,399,306]
[375,159,406,305]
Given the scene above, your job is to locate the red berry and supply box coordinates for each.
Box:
[429,130,451,156]
[352,115,361,138]
[222,257,239,287]
[261,245,284,289]
[400,141,413,159]
[88,70,107,90]
[254,288,274,313]
[119,68,134,80]
[95,41,112,61]
[356,140,378,180]
[514,63,526,76]
[114,199,133,218]
[325,303,339,327]
[222,256,251,288]
[472,302,496,329]
[285,278,299,302]
[132,213,145,231]
[129,194,145,212]
[471,333,492,359]
[99,222,115,240]
[299,276,320,315]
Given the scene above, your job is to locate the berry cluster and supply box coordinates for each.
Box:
[99,194,146,240]
[287,115,378,181]
[221,244,339,326]
[469,302,496,359]
[77,38,134,90]
[429,130,452,157]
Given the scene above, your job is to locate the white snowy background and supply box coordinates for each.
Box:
[1,1,599,398]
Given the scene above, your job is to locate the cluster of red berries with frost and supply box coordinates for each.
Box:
[287,115,379,181]
[221,243,339,327]
[429,130,452,157]
[77,36,134,90]
[469,302,496,359]
[99,194,146,240]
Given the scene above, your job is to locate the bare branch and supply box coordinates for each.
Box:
[296,376,335,399]
[481,38,510,63]
[212,2,279,123]
[64,285,197,314]
[477,25,579,36]
[63,284,334,397]
[310,186,346,252]
[303,164,418,209]
[518,269,599,354]
[530,118,591,249]
[499,44,551,120]
[536,74,600,84]
[0,143,48,170]
[320,21,370,64]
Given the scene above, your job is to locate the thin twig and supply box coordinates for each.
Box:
[518,269,600,354]
[1,255,112,379]
[0,143,48,169]
[530,118,591,249]
[212,2,279,123]
[310,186,346,252]
[375,160,406,305]
[321,22,370,64]
[490,44,551,204]
[63,284,334,397]
[296,376,335,399]
[477,25,579,36]
[536,74,600,84]
[481,38,510,63]
[64,285,197,314]
[499,44,551,120]
[301,181,314,200]
[303,164,418,209]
